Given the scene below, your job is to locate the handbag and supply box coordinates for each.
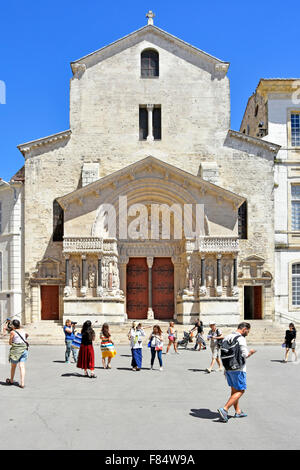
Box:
[14,330,29,350]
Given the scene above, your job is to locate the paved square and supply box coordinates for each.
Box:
[0,344,299,450]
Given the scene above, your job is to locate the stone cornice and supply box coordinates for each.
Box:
[256,79,300,99]
[17,130,72,157]
[71,25,229,75]
[227,129,281,153]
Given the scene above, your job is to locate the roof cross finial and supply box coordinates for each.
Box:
[146,10,155,25]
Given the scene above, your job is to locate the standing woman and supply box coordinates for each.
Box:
[6,320,29,388]
[129,323,145,371]
[205,321,223,373]
[284,323,297,362]
[77,320,96,378]
[100,323,116,369]
[149,325,164,371]
[166,321,179,354]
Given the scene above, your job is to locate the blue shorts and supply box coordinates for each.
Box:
[225,370,247,391]
[10,350,28,364]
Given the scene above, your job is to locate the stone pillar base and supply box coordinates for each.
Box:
[147,308,154,320]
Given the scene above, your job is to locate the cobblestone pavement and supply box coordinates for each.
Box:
[0,344,299,450]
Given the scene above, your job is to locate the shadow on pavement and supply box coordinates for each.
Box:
[61,373,88,378]
[188,368,207,372]
[0,380,19,386]
[116,367,151,371]
[190,408,221,420]
[270,360,285,363]
[53,360,66,363]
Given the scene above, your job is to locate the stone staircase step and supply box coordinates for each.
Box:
[0,319,288,346]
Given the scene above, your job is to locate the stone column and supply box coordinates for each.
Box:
[108,261,113,289]
[97,257,103,296]
[147,104,154,142]
[147,257,154,319]
[199,255,207,296]
[172,256,181,320]
[216,254,222,296]
[81,255,87,296]
[119,257,129,320]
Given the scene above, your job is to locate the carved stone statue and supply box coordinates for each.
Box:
[223,263,232,287]
[88,264,97,288]
[206,263,215,288]
[71,264,80,288]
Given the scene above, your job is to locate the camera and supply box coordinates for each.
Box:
[71,322,77,326]
[5,319,13,333]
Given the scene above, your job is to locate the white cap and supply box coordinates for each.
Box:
[209,321,216,325]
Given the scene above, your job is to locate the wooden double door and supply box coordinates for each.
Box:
[126,257,174,320]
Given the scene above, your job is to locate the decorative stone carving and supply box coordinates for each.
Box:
[199,285,207,297]
[232,286,239,297]
[88,264,97,288]
[80,286,87,297]
[216,285,223,297]
[72,63,86,78]
[36,258,60,279]
[198,237,239,253]
[147,308,154,320]
[64,286,72,297]
[146,257,154,269]
[206,262,215,288]
[222,262,232,287]
[111,260,120,290]
[71,264,80,288]
[97,285,104,296]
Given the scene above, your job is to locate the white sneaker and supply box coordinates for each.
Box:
[160,367,163,371]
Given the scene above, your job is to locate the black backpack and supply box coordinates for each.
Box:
[220,334,245,371]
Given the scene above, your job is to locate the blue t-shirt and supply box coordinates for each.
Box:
[64,325,75,341]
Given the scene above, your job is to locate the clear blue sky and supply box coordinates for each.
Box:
[1,0,299,181]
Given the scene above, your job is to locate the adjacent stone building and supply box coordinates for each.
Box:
[241,78,300,324]
[0,168,24,325]
[17,13,279,326]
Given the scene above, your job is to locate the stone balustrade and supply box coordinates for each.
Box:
[63,237,118,254]
[197,236,239,253]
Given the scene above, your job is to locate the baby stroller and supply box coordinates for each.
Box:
[177,331,194,349]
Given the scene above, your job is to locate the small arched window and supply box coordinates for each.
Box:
[53,200,64,242]
[141,49,159,78]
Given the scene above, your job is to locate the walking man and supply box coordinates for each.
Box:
[218,322,256,422]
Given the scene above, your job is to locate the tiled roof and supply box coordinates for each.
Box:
[10,166,25,183]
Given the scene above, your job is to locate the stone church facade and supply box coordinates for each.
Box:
[17,14,280,326]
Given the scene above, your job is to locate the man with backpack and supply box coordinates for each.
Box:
[217,322,256,422]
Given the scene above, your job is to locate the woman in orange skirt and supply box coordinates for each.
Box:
[77,320,96,378]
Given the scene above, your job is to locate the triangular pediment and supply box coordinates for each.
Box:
[71,25,229,76]
[57,156,244,209]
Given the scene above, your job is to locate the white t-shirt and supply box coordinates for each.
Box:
[224,332,249,372]
[130,329,145,349]
[150,334,163,349]
[12,329,27,344]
